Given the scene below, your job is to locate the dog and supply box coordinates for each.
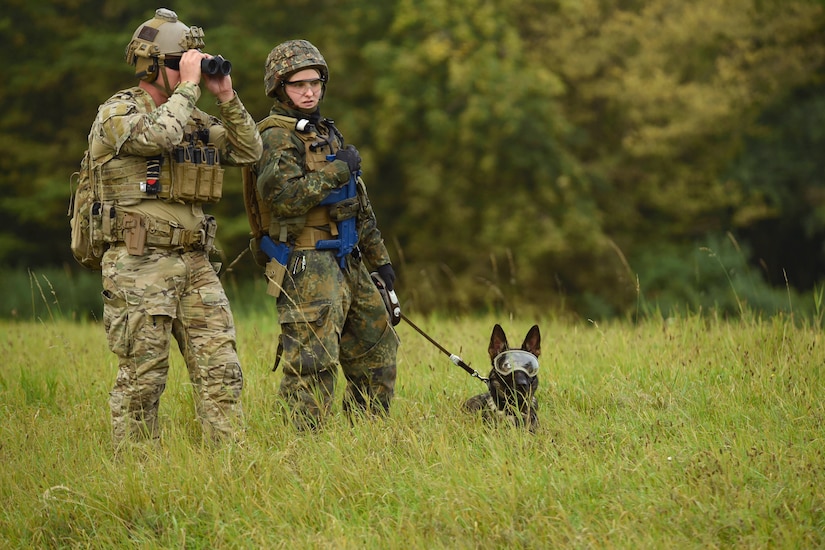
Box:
[463,324,540,430]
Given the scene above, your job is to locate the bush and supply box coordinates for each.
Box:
[632,232,809,318]
[0,266,277,322]
[0,266,102,321]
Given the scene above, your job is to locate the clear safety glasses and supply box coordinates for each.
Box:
[285,78,325,92]
[492,350,539,378]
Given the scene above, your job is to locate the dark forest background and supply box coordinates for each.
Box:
[3,0,825,320]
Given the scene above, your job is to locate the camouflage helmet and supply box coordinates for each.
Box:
[264,39,329,98]
[125,8,206,81]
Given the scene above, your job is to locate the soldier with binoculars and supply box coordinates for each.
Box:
[83,8,261,451]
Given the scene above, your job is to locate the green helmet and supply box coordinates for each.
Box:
[264,39,329,98]
[125,8,206,82]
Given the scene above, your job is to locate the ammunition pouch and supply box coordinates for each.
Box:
[98,153,224,204]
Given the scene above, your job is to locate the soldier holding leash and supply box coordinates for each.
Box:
[252,40,399,430]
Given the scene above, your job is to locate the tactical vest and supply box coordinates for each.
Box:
[256,114,341,246]
[95,140,224,204]
[87,111,223,253]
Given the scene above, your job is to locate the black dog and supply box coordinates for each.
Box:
[463,324,540,430]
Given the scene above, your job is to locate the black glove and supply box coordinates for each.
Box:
[371,267,401,326]
[377,263,396,291]
[335,145,361,173]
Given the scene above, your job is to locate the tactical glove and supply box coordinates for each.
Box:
[335,145,361,173]
[370,268,401,326]
[377,263,396,291]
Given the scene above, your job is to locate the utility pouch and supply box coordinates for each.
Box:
[265,257,287,298]
[328,196,360,222]
[69,149,106,270]
[122,212,147,255]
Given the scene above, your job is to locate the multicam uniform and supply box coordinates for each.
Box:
[256,101,398,427]
[90,80,261,446]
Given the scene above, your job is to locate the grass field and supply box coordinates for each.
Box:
[1,312,823,548]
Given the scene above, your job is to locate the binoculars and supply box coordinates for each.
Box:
[201,55,232,76]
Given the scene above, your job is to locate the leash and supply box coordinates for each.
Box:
[400,313,489,383]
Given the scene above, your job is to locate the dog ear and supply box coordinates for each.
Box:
[488,324,509,359]
[521,325,541,357]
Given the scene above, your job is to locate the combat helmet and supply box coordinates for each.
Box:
[125,8,205,82]
[264,39,329,98]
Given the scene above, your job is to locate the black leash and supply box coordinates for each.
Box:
[400,313,489,383]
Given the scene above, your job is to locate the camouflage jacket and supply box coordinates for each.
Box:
[89,81,261,167]
[256,101,391,269]
[88,82,262,228]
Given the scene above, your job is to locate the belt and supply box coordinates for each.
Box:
[112,210,215,250]
[293,226,334,249]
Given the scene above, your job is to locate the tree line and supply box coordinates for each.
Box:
[2,0,824,318]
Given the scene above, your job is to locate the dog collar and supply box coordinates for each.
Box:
[492,350,539,378]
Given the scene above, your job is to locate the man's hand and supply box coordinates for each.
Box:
[201,53,234,103]
[180,50,234,102]
[178,49,203,86]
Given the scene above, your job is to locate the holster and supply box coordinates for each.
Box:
[122,212,147,255]
[265,258,287,298]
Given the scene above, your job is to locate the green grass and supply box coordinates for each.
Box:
[1,313,823,548]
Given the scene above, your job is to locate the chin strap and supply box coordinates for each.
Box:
[156,62,176,98]
[143,56,177,98]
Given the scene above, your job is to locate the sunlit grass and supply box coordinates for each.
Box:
[1,313,823,548]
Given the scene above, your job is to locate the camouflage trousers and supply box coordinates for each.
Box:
[102,244,244,448]
[274,249,399,429]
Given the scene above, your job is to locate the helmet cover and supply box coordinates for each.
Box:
[264,39,329,97]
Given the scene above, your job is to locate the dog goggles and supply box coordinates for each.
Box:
[493,350,539,378]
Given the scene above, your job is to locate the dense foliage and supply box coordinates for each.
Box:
[2,0,824,318]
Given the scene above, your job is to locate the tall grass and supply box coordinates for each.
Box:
[1,311,823,548]
[0,268,277,322]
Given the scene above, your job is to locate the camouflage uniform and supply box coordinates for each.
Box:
[92,81,261,447]
[257,101,398,429]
